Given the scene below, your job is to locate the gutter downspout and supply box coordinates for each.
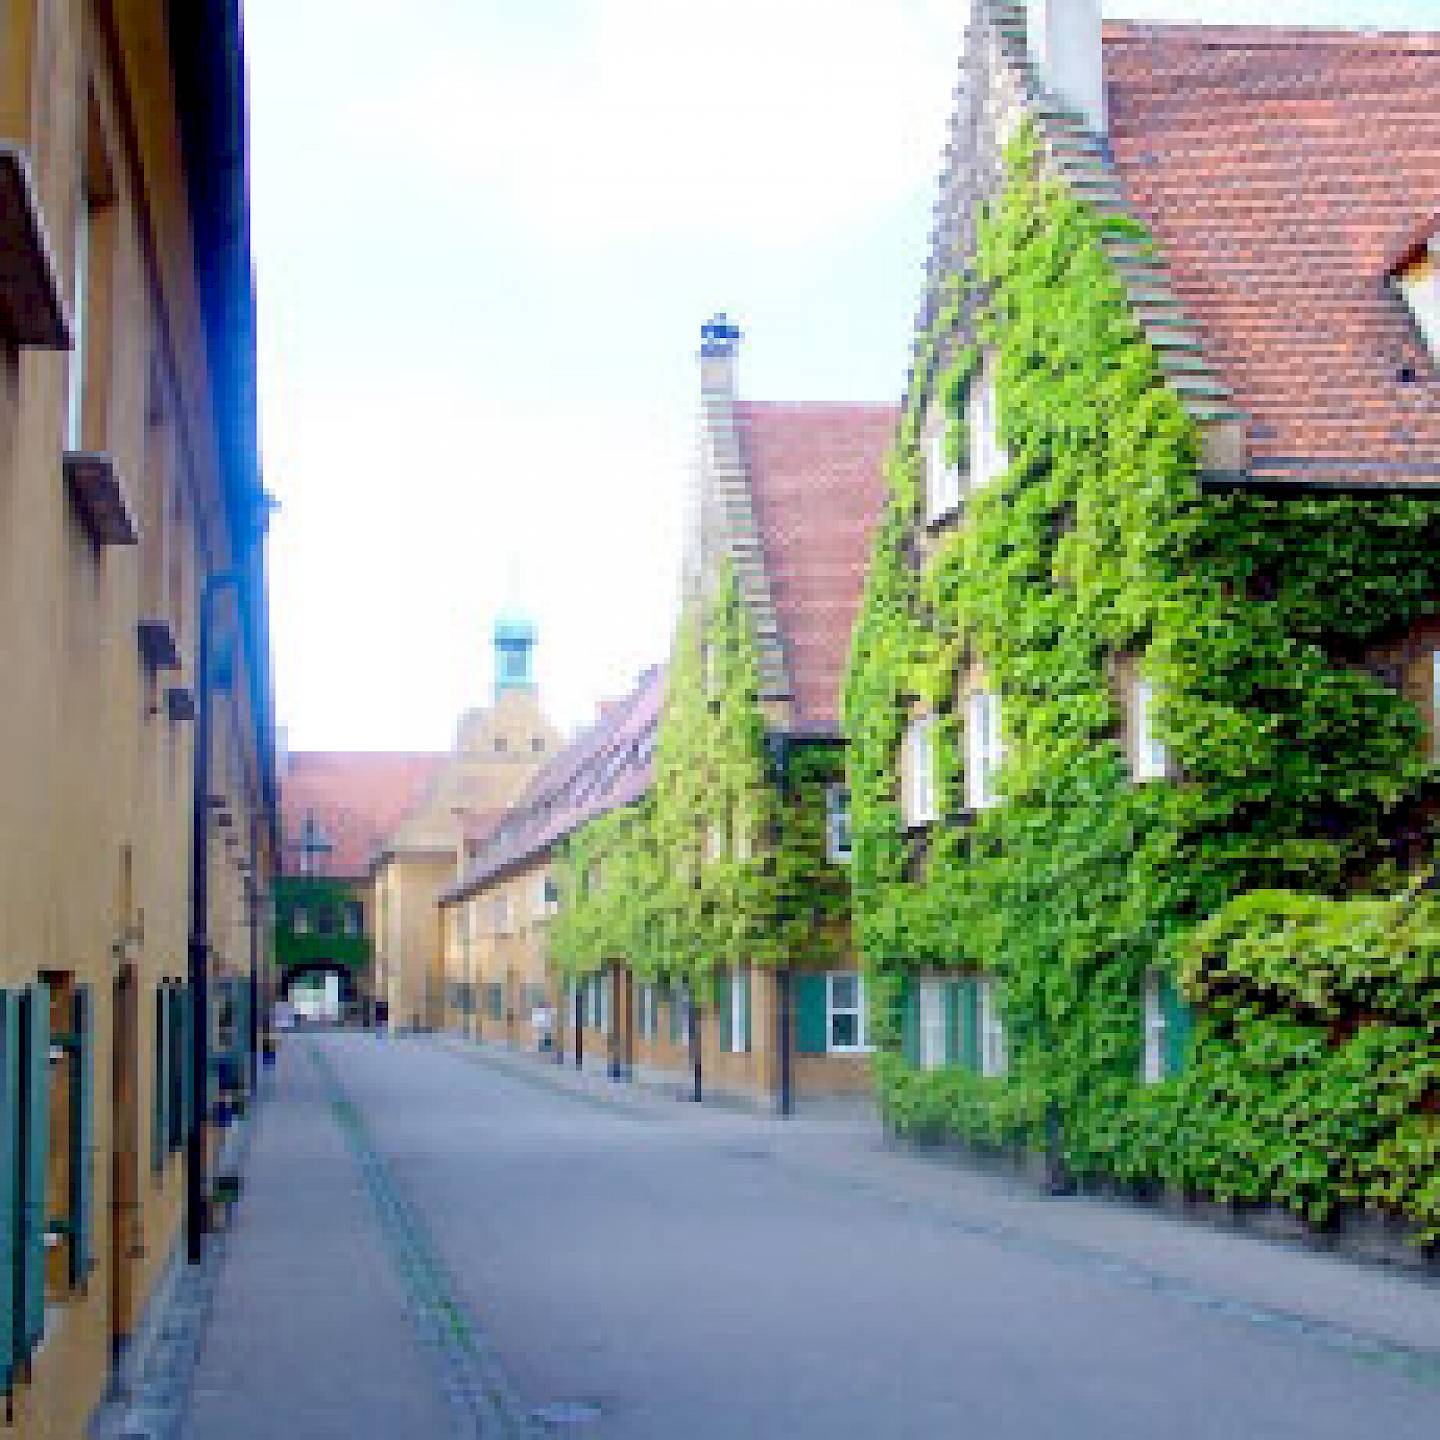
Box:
[187,567,239,1265]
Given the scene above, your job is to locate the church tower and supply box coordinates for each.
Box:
[493,610,537,701]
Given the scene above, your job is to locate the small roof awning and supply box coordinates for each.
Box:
[0,144,71,349]
[1388,215,1440,278]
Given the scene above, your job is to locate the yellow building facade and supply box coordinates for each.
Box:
[0,2,275,1433]
[440,668,662,1061]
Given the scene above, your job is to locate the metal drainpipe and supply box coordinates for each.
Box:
[777,966,793,1117]
[188,568,239,1265]
[247,809,260,1093]
[607,962,622,1081]
[688,986,702,1103]
[574,985,584,1069]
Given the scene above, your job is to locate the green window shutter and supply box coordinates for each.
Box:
[19,983,49,1356]
[69,986,94,1287]
[0,991,20,1392]
[715,970,733,1053]
[738,968,751,1054]
[899,976,919,1066]
[1162,976,1192,1079]
[961,979,981,1073]
[794,974,828,1055]
[152,985,168,1173]
[943,982,962,1067]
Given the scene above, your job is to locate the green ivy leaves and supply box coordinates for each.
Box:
[846,122,1440,1242]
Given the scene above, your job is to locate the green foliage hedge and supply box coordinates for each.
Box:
[845,126,1440,1241]
[550,565,850,990]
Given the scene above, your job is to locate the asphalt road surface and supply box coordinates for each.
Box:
[185,1032,1440,1439]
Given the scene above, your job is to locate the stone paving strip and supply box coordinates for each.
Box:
[304,1041,545,1438]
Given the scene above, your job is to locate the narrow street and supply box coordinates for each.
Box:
[184,1034,1440,1439]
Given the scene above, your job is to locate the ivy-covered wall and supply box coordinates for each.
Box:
[550,566,850,991]
[273,875,369,978]
[845,127,1440,1239]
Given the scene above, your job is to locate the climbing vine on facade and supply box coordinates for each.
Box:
[844,125,1440,1239]
[550,564,849,993]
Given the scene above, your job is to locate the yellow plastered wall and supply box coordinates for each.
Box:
[0,4,272,1433]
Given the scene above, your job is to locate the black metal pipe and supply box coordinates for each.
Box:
[188,568,239,1264]
[574,986,584,1069]
[777,967,793,1117]
[607,962,622,1081]
[246,809,260,1093]
[688,988,702,1103]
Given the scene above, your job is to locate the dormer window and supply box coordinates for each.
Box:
[1131,676,1169,782]
[967,354,1007,491]
[1396,236,1440,356]
[924,408,961,524]
[965,691,1003,811]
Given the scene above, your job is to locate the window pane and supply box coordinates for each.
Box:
[831,1012,859,1049]
[831,974,858,1010]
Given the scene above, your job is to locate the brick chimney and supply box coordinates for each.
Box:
[1025,0,1107,136]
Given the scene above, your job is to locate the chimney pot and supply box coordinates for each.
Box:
[1024,0,1107,137]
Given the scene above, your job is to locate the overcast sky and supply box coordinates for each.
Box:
[247,0,1440,752]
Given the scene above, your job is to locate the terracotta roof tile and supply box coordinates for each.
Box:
[446,666,664,900]
[738,402,896,730]
[1102,24,1440,482]
[280,752,445,878]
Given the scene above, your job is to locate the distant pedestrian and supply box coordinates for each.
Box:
[533,1001,555,1053]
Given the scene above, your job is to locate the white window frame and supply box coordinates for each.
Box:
[1142,971,1167,1085]
[638,983,657,1041]
[66,190,90,451]
[493,896,513,936]
[728,971,748,1055]
[291,905,310,936]
[967,354,1007,492]
[1132,676,1169,782]
[825,784,852,863]
[918,979,946,1072]
[965,691,1003,811]
[903,715,936,828]
[979,977,1007,1078]
[1431,649,1440,761]
[925,409,962,523]
[734,810,753,863]
[826,972,869,1054]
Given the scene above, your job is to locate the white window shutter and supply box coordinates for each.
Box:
[1133,677,1168,782]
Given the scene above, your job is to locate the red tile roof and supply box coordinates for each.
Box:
[445,666,664,901]
[1104,24,1440,485]
[738,402,896,730]
[280,752,444,878]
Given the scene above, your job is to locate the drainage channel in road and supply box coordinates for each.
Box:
[306,1042,601,1437]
